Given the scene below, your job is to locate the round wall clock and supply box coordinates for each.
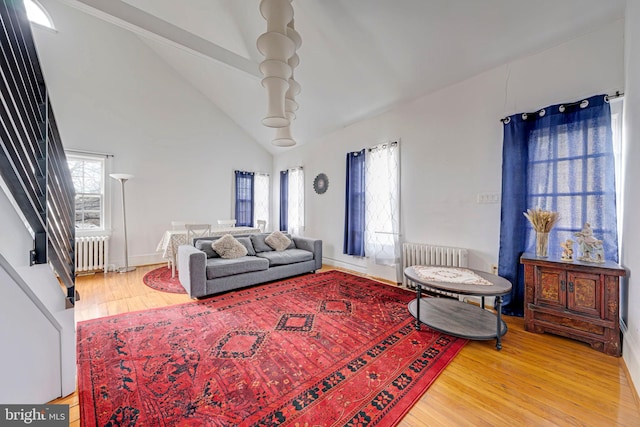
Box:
[313,173,329,194]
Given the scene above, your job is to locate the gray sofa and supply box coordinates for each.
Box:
[177,233,322,298]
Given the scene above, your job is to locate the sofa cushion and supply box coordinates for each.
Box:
[205,257,269,279]
[265,230,291,251]
[195,240,219,258]
[236,236,256,256]
[256,248,313,266]
[250,234,274,253]
[286,236,296,249]
[282,233,296,249]
[251,233,296,252]
[212,234,247,259]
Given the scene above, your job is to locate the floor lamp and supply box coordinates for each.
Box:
[110,173,136,273]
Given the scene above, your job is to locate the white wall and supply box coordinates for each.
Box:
[0,186,75,402]
[274,21,624,282]
[621,0,640,395]
[32,0,273,268]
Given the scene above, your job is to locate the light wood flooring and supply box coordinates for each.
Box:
[54,264,640,426]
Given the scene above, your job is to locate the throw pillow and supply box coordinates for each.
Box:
[265,230,292,252]
[212,234,248,259]
[195,240,219,258]
[250,234,274,253]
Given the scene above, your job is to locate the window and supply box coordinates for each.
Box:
[234,171,254,227]
[279,167,304,235]
[287,167,304,235]
[254,173,270,229]
[344,142,400,262]
[67,154,105,231]
[523,101,618,260]
[235,170,270,228]
[23,0,55,29]
[365,142,400,265]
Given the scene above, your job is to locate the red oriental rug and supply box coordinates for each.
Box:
[142,266,187,294]
[77,271,466,426]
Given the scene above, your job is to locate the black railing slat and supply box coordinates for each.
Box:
[0,111,46,230]
[49,133,75,208]
[0,0,76,298]
[0,58,47,202]
[0,59,46,183]
[48,149,75,229]
[0,115,46,216]
[0,6,45,157]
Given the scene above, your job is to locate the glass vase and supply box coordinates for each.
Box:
[536,232,549,258]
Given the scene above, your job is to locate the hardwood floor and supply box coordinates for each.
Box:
[54,264,640,426]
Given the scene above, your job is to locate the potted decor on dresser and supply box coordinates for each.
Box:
[523,208,559,258]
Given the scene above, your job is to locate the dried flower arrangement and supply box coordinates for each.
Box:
[523,208,560,232]
[524,208,560,257]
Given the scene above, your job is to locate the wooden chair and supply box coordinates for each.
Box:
[256,219,266,233]
[167,221,187,270]
[217,219,237,228]
[186,223,211,244]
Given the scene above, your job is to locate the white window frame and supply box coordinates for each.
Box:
[66,152,111,236]
[287,167,305,236]
[254,173,270,230]
[365,141,400,266]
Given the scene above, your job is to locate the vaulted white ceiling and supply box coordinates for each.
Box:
[60,0,626,153]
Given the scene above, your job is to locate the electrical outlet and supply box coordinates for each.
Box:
[491,264,498,275]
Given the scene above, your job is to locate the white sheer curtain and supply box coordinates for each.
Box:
[254,173,270,229]
[365,141,400,267]
[288,167,305,235]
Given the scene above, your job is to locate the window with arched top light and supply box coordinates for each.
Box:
[23,0,55,29]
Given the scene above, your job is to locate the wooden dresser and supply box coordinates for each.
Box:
[521,253,626,356]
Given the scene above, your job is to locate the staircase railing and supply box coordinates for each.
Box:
[0,0,76,304]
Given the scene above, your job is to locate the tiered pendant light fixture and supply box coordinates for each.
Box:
[257,0,301,146]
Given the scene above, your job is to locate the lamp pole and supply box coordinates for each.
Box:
[110,173,135,273]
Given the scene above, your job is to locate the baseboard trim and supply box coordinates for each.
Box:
[321,262,398,287]
[108,253,164,271]
[322,257,367,274]
[622,320,640,406]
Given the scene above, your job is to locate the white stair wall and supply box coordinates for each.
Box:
[0,183,75,403]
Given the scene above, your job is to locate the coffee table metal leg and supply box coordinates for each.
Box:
[415,286,422,330]
[495,295,503,350]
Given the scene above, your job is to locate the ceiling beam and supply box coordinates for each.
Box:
[58,0,261,79]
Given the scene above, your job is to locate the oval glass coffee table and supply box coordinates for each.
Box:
[405,266,512,350]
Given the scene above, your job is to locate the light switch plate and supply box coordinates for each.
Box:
[477,192,500,204]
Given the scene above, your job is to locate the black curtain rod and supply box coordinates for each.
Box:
[368,140,398,152]
[500,92,624,123]
[65,149,114,158]
[607,90,625,101]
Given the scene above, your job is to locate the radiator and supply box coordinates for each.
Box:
[75,236,110,274]
[402,242,469,296]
